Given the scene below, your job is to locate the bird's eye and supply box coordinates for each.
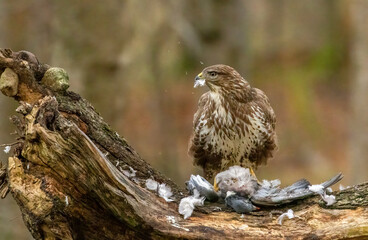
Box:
[209,72,217,78]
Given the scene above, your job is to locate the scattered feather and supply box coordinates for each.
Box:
[166,215,175,223]
[321,193,336,206]
[3,146,11,154]
[187,175,219,202]
[166,216,190,231]
[194,79,206,88]
[146,179,174,202]
[65,195,69,206]
[308,183,336,205]
[277,209,294,225]
[122,166,136,178]
[179,195,205,219]
[308,184,325,194]
[158,183,174,202]
[326,187,333,193]
[238,224,248,230]
[146,178,159,191]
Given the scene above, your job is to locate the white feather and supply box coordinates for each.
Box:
[158,183,174,202]
[277,209,294,225]
[178,195,205,219]
[321,193,336,206]
[308,184,325,194]
[194,79,206,88]
[146,178,159,191]
[3,146,11,154]
[65,195,69,206]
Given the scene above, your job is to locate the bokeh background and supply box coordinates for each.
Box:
[0,0,367,239]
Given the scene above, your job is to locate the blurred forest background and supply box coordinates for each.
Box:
[0,0,368,239]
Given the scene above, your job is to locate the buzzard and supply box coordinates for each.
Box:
[188,64,277,180]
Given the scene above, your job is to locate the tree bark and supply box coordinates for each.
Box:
[0,49,368,240]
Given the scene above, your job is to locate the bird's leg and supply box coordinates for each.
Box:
[249,167,260,183]
[204,169,220,191]
[249,167,256,178]
[214,178,219,192]
[211,171,221,192]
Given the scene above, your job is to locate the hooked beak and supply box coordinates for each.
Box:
[194,72,206,88]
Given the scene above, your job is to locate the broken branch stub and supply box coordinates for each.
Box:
[0,67,19,96]
[1,48,368,239]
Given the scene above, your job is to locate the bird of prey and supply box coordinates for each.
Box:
[188,64,277,180]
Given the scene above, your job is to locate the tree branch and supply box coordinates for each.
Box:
[1,49,368,239]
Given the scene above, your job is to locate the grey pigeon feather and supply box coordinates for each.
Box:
[225,192,258,213]
[251,173,343,206]
[186,175,219,202]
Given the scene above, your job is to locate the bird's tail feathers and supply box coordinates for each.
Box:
[282,179,311,193]
[321,172,344,189]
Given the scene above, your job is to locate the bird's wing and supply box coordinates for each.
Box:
[187,175,219,202]
[188,92,223,179]
[233,88,277,166]
[251,173,343,206]
[193,92,210,128]
[188,92,210,166]
[321,172,343,188]
[253,88,276,131]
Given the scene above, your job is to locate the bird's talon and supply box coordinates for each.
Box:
[249,167,256,177]
[214,178,219,192]
[249,167,261,184]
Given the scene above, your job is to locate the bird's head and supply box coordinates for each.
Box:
[194,64,248,93]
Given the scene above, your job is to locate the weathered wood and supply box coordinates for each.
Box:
[1,49,368,240]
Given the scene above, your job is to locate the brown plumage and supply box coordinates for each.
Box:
[188,64,277,180]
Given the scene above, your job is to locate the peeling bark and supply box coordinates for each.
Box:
[0,49,368,240]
